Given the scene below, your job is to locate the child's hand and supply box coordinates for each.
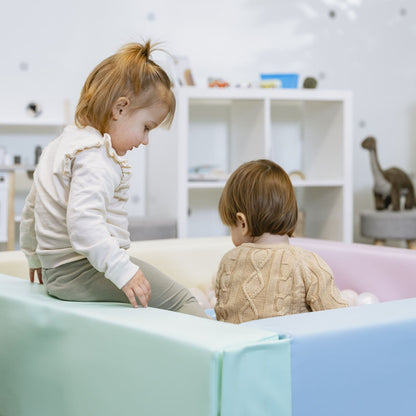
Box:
[29,268,43,284]
[122,270,151,308]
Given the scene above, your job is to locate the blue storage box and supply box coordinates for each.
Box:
[260,73,299,88]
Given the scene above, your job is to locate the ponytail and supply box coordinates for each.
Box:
[75,40,175,134]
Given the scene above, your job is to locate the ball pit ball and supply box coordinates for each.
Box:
[206,290,217,307]
[206,290,216,300]
[209,296,217,308]
[340,289,380,307]
[356,292,380,305]
[189,287,211,309]
[340,289,358,306]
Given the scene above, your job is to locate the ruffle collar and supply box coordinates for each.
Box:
[62,126,131,177]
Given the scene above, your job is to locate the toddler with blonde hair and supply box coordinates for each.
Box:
[20,41,207,318]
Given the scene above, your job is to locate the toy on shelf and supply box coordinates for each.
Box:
[26,101,42,118]
[259,79,282,88]
[172,56,195,86]
[302,77,318,89]
[260,73,299,89]
[208,78,230,88]
[361,136,416,211]
[188,165,229,181]
[234,82,254,88]
[289,170,306,182]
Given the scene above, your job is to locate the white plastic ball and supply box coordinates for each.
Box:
[356,292,380,305]
[189,287,211,309]
[209,296,217,308]
[199,282,213,295]
[340,289,358,306]
[206,290,216,300]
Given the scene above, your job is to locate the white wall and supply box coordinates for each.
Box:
[1,0,415,243]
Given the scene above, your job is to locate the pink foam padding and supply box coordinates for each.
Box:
[291,238,416,302]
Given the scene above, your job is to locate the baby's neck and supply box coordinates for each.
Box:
[250,233,290,245]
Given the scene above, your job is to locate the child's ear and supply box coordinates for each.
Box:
[112,97,130,119]
[236,212,249,236]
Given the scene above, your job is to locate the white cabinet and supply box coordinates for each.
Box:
[0,98,69,170]
[0,122,64,250]
[176,87,353,243]
[0,99,150,250]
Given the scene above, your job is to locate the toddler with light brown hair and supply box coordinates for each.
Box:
[215,159,347,324]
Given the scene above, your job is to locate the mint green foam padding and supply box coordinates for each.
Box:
[221,337,292,416]
[0,275,291,416]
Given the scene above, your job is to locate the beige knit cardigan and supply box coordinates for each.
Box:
[215,243,348,324]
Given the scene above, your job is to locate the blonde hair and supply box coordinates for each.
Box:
[75,41,175,134]
[219,159,298,237]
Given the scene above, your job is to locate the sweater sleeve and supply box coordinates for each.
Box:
[214,249,240,322]
[302,251,348,311]
[19,182,41,269]
[66,148,138,289]
[214,258,226,321]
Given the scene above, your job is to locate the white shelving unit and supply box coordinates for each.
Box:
[0,103,148,250]
[176,87,353,243]
[0,123,64,250]
[0,98,70,249]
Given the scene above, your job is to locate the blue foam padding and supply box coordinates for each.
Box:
[242,298,416,416]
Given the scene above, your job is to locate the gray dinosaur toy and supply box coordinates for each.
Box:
[361,136,416,211]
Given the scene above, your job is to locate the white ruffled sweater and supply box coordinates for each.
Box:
[19,125,138,289]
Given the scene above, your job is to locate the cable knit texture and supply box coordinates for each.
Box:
[215,243,348,324]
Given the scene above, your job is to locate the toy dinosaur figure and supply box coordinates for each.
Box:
[361,136,416,211]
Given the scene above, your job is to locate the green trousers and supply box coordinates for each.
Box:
[42,257,208,318]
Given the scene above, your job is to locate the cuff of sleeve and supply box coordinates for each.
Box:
[27,254,42,269]
[106,262,139,289]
